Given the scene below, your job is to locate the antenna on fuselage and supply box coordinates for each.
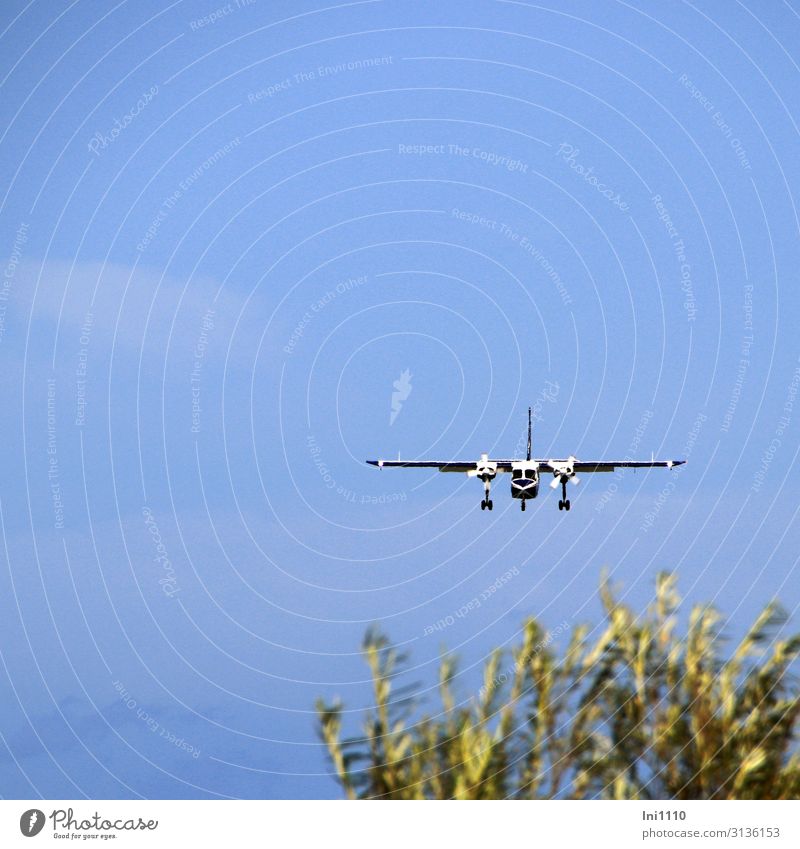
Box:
[527,407,532,462]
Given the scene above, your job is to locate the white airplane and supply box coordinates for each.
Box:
[368,408,684,512]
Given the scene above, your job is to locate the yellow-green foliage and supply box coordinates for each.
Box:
[316,573,800,799]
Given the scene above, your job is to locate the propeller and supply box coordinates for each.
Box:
[549,456,580,488]
[467,452,498,480]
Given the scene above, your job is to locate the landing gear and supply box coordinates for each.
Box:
[558,478,570,511]
[480,480,493,511]
[521,500,526,511]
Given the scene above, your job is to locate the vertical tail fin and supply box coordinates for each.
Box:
[527,407,532,462]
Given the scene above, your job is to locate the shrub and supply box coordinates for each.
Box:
[317,573,800,799]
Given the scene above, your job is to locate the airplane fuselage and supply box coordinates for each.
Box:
[511,466,539,500]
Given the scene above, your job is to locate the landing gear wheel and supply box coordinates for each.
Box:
[558,500,564,511]
[564,499,571,511]
[521,500,526,511]
[481,500,486,510]
[487,500,493,511]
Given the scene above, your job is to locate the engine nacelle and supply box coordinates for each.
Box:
[549,456,580,488]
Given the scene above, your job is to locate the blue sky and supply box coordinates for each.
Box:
[1,0,800,799]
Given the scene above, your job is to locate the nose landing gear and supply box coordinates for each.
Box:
[521,499,526,511]
[558,499,570,511]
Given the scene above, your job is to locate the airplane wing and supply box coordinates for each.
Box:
[367,458,685,473]
[538,459,685,473]
[366,459,516,472]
